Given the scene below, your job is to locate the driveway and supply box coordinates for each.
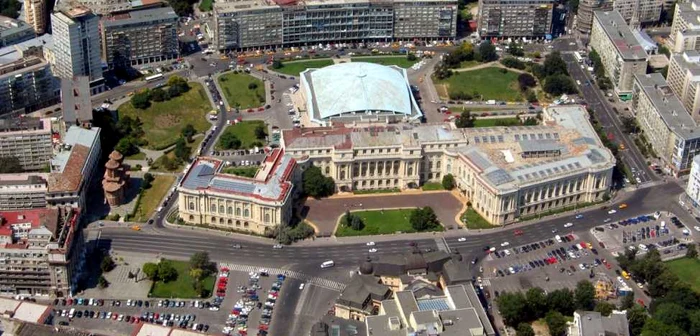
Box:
[302,191,464,236]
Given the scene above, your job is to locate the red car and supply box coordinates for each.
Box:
[514,229,523,236]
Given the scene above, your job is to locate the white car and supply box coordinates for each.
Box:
[694,226,700,232]
[604,218,611,223]
[366,242,375,246]
[299,283,305,290]
[501,241,510,247]
[272,244,283,249]
[458,238,467,242]
[564,222,573,228]
[579,263,586,270]
[608,209,617,214]
[368,248,377,253]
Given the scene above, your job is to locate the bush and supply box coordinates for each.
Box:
[501,57,526,70]
[303,166,335,198]
[407,53,417,61]
[409,207,440,231]
[441,174,455,190]
[100,255,115,273]
[248,82,258,90]
[98,276,110,289]
[219,132,242,150]
[131,91,151,109]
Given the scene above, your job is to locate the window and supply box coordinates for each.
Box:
[219,205,225,214]
[244,209,250,217]
[210,204,216,213]
[236,208,241,216]
[244,222,249,228]
[189,202,195,210]
[264,213,270,222]
[325,166,330,174]
[227,207,233,215]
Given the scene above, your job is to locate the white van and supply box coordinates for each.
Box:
[320,260,335,268]
[69,308,76,318]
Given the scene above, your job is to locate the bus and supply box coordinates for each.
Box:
[574,52,583,63]
[145,74,164,82]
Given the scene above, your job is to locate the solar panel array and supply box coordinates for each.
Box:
[211,177,257,194]
[416,298,451,312]
[587,149,606,164]
[181,164,215,189]
[465,151,493,170]
[485,169,515,186]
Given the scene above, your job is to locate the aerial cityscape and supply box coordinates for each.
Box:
[0,0,699,334]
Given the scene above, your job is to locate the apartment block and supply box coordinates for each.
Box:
[0,55,59,116]
[213,0,457,50]
[686,155,700,206]
[576,0,612,34]
[669,0,700,53]
[100,6,179,69]
[590,10,648,99]
[632,73,700,175]
[0,174,48,210]
[0,207,84,297]
[613,0,662,27]
[23,0,47,34]
[477,0,555,38]
[0,16,35,47]
[667,51,700,121]
[50,5,104,95]
[0,118,53,171]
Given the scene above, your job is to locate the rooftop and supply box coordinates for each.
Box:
[672,51,700,78]
[48,144,89,193]
[0,173,48,187]
[102,6,178,27]
[0,15,33,40]
[0,297,51,324]
[336,274,391,310]
[634,73,700,140]
[677,1,700,30]
[594,10,648,61]
[0,117,51,134]
[574,310,630,336]
[311,315,367,336]
[0,208,59,239]
[0,34,52,65]
[214,0,454,12]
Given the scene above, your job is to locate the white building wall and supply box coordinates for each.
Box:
[687,155,700,206]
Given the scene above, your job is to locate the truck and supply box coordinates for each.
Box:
[486,100,496,105]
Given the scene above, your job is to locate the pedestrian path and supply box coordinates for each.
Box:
[218,263,347,292]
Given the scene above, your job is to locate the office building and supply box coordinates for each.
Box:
[576,0,612,34]
[177,148,299,235]
[0,118,53,171]
[0,16,35,47]
[0,54,59,116]
[50,5,104,95]
[632,73,700,175]
[0,174,48,210]
[365,284,495,336]
[669,0,700,53]
[213,0,457,51]
[46,126,102,211]
[569,311,630,336]
[590,10,648,99]
[613,0,662,27]
[282,105,615,225]
[23,0,47,34]
[100,6,179,69]
[667,51,700,121]
[476,0,555,38]
[686,155,700,206]
[0,207,84,297]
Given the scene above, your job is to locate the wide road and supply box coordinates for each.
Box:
[562,52,656,184]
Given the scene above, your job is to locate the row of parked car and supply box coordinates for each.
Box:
[139,311,210,332]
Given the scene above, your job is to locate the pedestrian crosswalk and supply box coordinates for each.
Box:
[218,263,347,292]
[435,238,450,253]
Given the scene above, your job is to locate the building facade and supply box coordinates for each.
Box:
[100,6,179,69]
[50,5,104,95]
[612,0,662,27]
[576,0,612,34]
[632,73,700,175]
[0,118,53,171]
[477,0,555,38]
[213,0,457,50]
[0,174,48,210]
[590,10,648,99]
[0,16,35,47]
[177,149,299,235]
[669,0,700,53]
[686,155,700,206]
[0,55,59,117]
[23,0,47,34]
[667,51,700,121]
[282,105,615,225]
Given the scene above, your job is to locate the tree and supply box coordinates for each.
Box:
[620,116,638,134]
[575,280,596,311]
[173,137,190,161]
[628,305,649,336]
[0,0,22,18]
[143,262,159,280]
[496,292,528,326]
[508,41,524,57]
[181,124,197,142]
[640,318,689,336]
[516,323,535,336]
[409,207,440,231]
[654,303,689,331]
[160,156,179,171]
[526,90,538,103]
[150,88,169,102]
[594,301,616,316]
[687,243,698,258]
[407,53,417,61]
[248,82,258,90]
[271,60,283,69]
[501,57,526,70]
[219,132,242,150]
[0,156,23,173]
[544,75,578,95]
[620,293,635,310]
[687,310,700,336]
[97,275,110,289]
[441,174,455,190]
[157,261,178,282]
[547,288,575,316]
[350,216,364,231]
[522,117,538,125]
[518,73,537,90]
[476,41,498,62]
[189,268,204,282]
[455,110,475,128]
[189,251,212,274]
[131,91,151,109]
[543,51,568,77]
[254,125,267,140]
[115,137,139,157]
[100,255,115,273]
[142,173,155,190]
[302,166,335,198]
[545,311,568,336]
[525,287,548,319]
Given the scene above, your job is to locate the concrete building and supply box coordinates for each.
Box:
[334,274,392,322]
[669,0,700,53]
[576,0,612,34]
[0,117,53,171]
[299,62,422,126]
[282,105,615,225]
[60,76,93,128]
[0,34,54,66]
[0,174,48,210]
[612,0,662,27]
[23,0,48,34]
[46,126,102,211]
[569,310,630,336]
[177,148,299,235]
[364,284,495,336]
[667,51,700,121]
[590,10,648,99]
[213,0,457,51]
[632,73,700,175]
[50,5,104,95]
[686,155,700,206]
[0,16,35,47]
[476,0,555,38]
[0,207,84,297]
[100,6,179,69]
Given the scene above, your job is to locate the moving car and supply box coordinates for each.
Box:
[366,242,375,246]
[458,237,467,242]
[564,223,573,228]
[501,242,510,247]
[368,248,377,253]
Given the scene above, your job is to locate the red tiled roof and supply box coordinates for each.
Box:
[0,208,59,242]
[48,145,89,193]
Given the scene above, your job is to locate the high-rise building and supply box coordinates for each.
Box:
[576,0,612,34]
[669,1,700,53]
[613,0,662,27]
[50,5,104,95]
[100,6,179,69]
[590,10,648,99]
[213,0,457,50]
[666,51,700,121]
[0,55,59,116]
[23,0,47,34]
[0,117,53,171]
[0,16,35,47]
[686,155,700,205]
[476,0,555,38]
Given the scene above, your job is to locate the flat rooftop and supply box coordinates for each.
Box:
[0,34,53,65]
[634,73,700,140]
[215,0,454,12]
[594,10,647,61]
[672,51,700,78]
[677,1,700,30]
[102,6,178,27]
[0,15,33,37]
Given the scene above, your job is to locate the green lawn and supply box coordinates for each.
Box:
[132,175,176,222]
[151,137,203,172]
[353,188,400,195]
[221,166,258,178]
[150,260,215,299]
[118,82,211,150]
[474,117,521,127]
[335,209,444,237]
[459,60,480,68]
[216,120,266,150]
[351,56,418,68]
[198,0,213,11]
[666,258,700,293]
[125,152,146,160]
[461,208,495,229]
[437,67,524,102]
[274,59,335,75]
[422,182,444,191]
[217,73,265,109]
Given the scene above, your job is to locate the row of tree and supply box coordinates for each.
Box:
[264,222,316,245]
[453,111,538,129]
[529,52,578,96]
[302,166,336,198]
[434,42,498,80]
[588,49,613,91]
